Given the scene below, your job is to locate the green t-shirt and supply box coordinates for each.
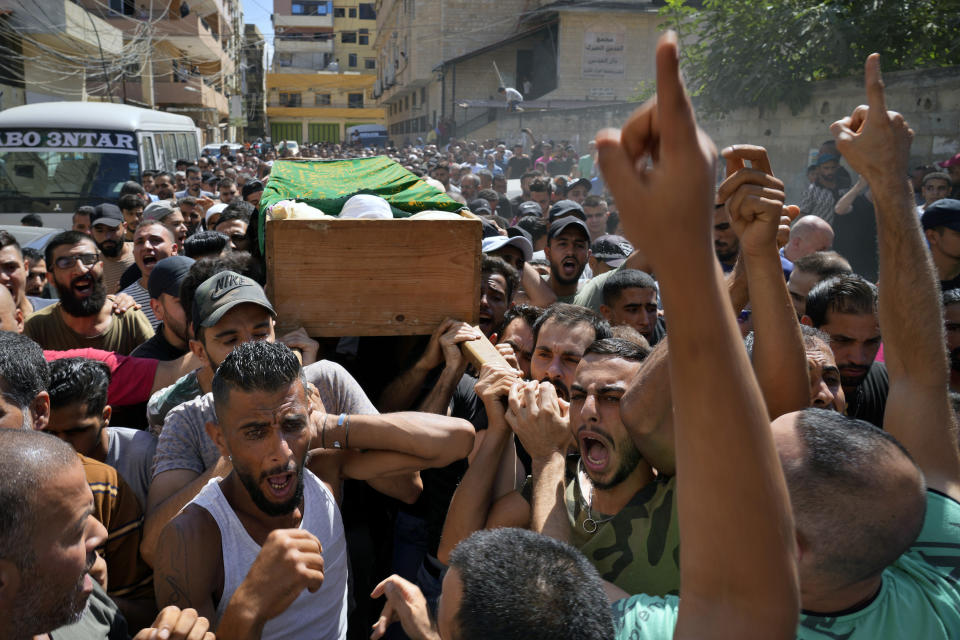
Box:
[568,468,680,596]
[611,489,960,639]
[147,370,202,433]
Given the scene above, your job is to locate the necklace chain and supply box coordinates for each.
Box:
[578,460,616,533]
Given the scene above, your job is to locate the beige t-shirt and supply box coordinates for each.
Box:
[24,303,154,355]
[101,243,135,294]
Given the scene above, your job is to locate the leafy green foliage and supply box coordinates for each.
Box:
[660,0,960,115]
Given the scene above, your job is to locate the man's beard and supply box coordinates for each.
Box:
[838,363,871,389]
[11,551,93,636]
[582,429,643,491]
[540,376,570,401]
[97,239,122,258]
[56,274,107,318]
[235,454,306,517]
[549,259,583,287]
[714,243,739,264]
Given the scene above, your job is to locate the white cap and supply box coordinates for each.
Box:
[340,194,392,219]
[205,202,228,223]
[482,235,533,262]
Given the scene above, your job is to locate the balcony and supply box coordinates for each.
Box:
[274,14,333,29]
[155,14,225,63]
[155,80,229,118]
[2,0,123,54]
[275,37,334,53]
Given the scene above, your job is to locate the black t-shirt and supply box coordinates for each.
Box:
[118,262,141,291]
[414,372,487,557]
[847,361,888,429]
[130,324,188,361]
[833,193,879,283]
[507,155,531,179]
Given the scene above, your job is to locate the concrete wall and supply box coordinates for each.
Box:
[483,65,960,202]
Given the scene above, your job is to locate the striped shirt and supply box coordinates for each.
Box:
[120,280,158,329]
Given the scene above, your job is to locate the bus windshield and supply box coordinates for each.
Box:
[0,129,140,214]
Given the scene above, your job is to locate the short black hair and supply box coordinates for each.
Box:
[21,247,43,264]
[0,331,49,411]
[74,205,95,220]
[516,215,546,243]
[0,429,80,568]
[481,255,520,302]
[601,269,657,307]
[497,303,544,337]
[805,273,877,327]
[212,340,303,418]
[20,213,43,227]
[183,230,230,259]
[448,528,614,640]
[119,181,146,196]
[44,231,96,269]
[0,230,21,257]
[533,303,611,347]
[584,337,650,362]
[48,358,110,417]
[528,177,552,194]
[784,409,926,585]
[118,193,143,211]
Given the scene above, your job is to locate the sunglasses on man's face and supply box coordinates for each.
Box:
[54,253,99,270]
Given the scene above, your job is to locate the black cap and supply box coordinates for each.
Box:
[507,226,533,244]
[91,203,124,228]
[242,180,264,200]
[590,234,634,268]
[548,215,590,241]
[548,199,586,223]
[921,199,960,232]
[516,201,542,218]
[147,255,195,299]
[192,270,275,333]
[469,199,493,216]
[480,218,500,239]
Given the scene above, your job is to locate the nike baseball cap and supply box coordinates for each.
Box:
[192,270,275,333]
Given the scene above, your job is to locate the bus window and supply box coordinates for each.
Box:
[160,133,178,171]
[175,132,192,163]
[140,135,157,171]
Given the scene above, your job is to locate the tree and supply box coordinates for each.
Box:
[661,0,960,115]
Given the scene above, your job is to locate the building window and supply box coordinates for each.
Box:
[315,93,331,105]
[349,7,356,17]
[364,58,376,69]
[292,1,329,15]
[358,28,368,45]
[359,3,376,19]
[348,93,364,108]
[341,31,356,43]
[420,87,426,103]
[348,53,357,67]
[279,92,302,107]
[333,6,345,17]
[276,53,293,67]
[412,91,416,106]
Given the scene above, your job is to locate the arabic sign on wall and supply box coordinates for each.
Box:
[582,30,625,79]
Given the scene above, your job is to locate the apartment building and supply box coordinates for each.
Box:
[267,0,385,144]
[243,24,268,140]
[375,0,663,143]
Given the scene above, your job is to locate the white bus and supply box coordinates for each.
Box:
[0,102,200,228]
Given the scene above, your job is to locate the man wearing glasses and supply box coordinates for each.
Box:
[24,231,154,355]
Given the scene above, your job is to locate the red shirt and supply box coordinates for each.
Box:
[44,348,156,406]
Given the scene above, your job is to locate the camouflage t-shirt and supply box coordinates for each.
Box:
[611,489,960,639]
[567,465,680,597]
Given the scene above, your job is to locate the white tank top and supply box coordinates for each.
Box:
[191,469,348,639]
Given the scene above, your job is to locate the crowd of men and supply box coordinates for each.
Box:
[1,33,959,640]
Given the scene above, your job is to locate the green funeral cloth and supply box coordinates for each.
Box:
[258,156,464,252]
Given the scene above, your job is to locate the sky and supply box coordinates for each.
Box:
[242,0,274,64]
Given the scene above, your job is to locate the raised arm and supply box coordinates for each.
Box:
[437,362,521,564]
[831,55,960,501]
[519,262,558,308]
[597,31,798,639]
[719,146,809,420]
